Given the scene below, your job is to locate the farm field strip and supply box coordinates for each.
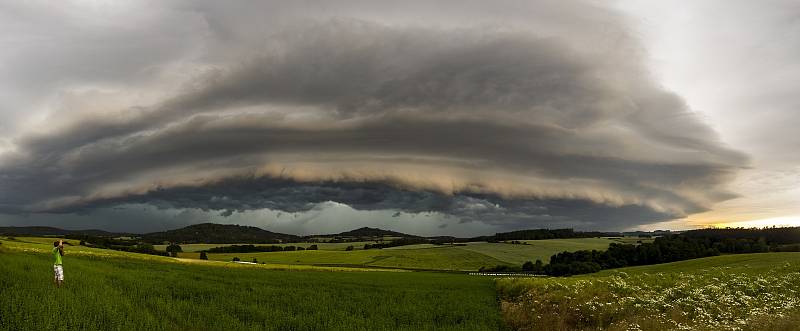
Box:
[176,238,627,271]
[460,238,614,265]
[203,246,509,271]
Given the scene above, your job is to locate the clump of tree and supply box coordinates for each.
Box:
[206,244,320,253]
[166,243,183,257]
[521,260,544,274]
[252,258,258,263]
[199,251,208,260]
[363,237,428,250]
[307,245,318,250]
[207,244,286,253]
[479,265,521,272]
[345,245,354,251]
[232,257,240,262]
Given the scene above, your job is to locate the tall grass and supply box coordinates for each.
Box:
[0,249,501,331]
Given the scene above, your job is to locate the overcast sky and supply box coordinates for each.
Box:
[0,0,797,236]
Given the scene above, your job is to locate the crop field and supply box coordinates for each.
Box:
[0,238,500,331]
[192,238,623,271]
[201,246,506,271]
[497,252,800,331]
[461,239,613,265]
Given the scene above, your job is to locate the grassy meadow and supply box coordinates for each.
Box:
[497,252,800,330]
[0,238,500,331]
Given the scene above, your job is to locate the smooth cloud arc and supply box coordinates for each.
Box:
[0,5,747,229]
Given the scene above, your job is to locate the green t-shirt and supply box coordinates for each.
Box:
[53,247,63,265]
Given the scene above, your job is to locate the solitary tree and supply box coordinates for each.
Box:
[345,245,354,251]
[232,257,240,262]
[199,251,208,260]
[307,245,318,250]
[252,257,258,263]
[166,243,183,257]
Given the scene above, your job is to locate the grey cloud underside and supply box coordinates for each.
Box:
[0,1,748,230]
[47,176,674,230]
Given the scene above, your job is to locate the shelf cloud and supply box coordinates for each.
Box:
[0,0,747,233]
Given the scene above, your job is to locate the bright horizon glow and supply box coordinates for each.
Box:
[713,216,800,229]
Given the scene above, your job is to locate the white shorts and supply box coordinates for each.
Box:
[53,265,64,281]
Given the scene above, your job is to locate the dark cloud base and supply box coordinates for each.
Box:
[47,175,676,230]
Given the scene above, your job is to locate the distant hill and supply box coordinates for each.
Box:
[333,227,417,238]
[142,223,300,244]
[0,226,123,237]
[2,223,661,244]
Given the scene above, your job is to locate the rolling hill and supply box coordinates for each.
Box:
[332,227,417,238]
[142,223,300,244]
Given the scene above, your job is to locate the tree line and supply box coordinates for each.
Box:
[513,228,799,276]
[363,237,428,250]
[205,244,318,253]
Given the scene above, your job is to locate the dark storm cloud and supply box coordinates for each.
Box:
[0,0,748,231]
[43,175,675,230]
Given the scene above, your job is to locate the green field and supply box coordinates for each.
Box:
[185,238,621,271]
[497,252,800,330]
[8,235,800,330]
[202,246,507,271]
[0,238,500,331]
[462,238,613,265]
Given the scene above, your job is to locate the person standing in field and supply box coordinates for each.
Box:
[53,240,64,287]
